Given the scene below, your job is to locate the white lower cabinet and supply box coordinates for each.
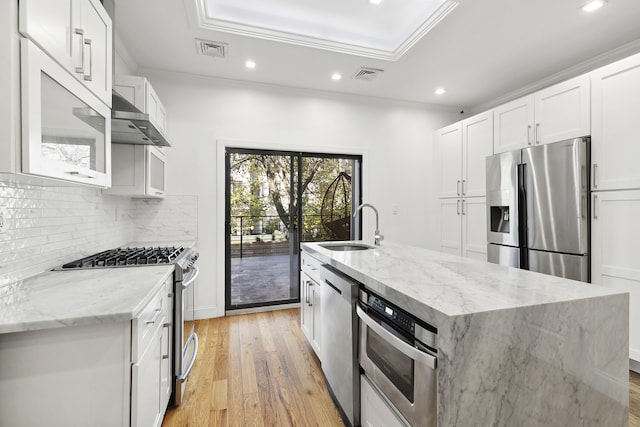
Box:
[361,375,407,427]
[439,197,487,260]
[300,270,321,356]
[591,190,640,363]
[0,279,173,427]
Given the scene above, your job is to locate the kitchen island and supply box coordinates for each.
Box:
[302,241,629,426]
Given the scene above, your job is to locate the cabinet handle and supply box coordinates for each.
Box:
[461,179,466,196]
[65,171,95,179]
[527,125,533,145]
[593,195,598,219]
[535,123,540,144]
[456,200,461,215]
[305,282,310,304]
[456,180,461,196]
[461,199,466,215]
[74,28,85,74]
[83,38,93,82]
[146,308,162,325]
[308,282,314,307]
[592,164,598,189]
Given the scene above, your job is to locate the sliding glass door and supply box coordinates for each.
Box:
[225,149,361,311]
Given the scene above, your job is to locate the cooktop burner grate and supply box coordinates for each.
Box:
[61,246,185,269]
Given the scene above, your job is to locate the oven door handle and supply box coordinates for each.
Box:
[357,305,437,369]
[177,332,199,380]
[182,265,200,289]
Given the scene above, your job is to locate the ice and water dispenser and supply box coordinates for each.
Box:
[490,206,510,233]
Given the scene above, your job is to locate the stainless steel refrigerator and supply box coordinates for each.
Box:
[486,137,590,282]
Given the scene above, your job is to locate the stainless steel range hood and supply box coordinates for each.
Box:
[110,90,171,147]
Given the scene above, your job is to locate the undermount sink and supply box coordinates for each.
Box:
[319,242,375,251]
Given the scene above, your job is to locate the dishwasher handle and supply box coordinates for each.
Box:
[357,305,437,369]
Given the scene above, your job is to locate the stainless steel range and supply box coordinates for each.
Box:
[57,245,200,407]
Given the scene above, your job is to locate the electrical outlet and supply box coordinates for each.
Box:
[0,207,7,233]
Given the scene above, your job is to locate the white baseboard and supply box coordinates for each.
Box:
[630,358,640,374]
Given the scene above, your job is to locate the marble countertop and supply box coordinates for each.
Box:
[0,265,175,335]
[302,240,626,325]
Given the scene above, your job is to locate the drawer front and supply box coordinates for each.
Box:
[132,278,171,362]
[301,251,322,283]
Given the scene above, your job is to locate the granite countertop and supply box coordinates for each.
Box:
[0,265,174,334]
[302,240,626,325]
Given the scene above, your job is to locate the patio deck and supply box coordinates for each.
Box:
[230,254,299,306]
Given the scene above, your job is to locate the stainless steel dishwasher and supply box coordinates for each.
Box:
[319,264,360,427]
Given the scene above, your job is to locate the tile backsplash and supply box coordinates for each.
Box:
[0,174,198,288]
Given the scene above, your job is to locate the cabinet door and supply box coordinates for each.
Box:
[462,112,493,197]
[435,122,462,198]
[439,198,462,256]
[591,53,640,191]
[21,39,111,187]
[493,95,534,154]
[534,75,590,145]
[160,322,172,411]
[131,327,162,427]
[311,281,322,354]
[591,190,640,362]
[147,146,167,198]
[19,0,77,72]
[78,0,112,106]
[147,83,167,135]
[300,272,315,350]
[462,197,487,261]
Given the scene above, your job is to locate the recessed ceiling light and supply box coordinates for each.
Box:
[331,73,342,81]
[434,87,446,95]
[369,0,383,5]
[581,0,606,12]
[245,60,256,69]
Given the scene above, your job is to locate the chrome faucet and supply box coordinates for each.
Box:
[353,203,384,246]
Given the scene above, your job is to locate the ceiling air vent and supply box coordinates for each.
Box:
[352,67,384,81]
[195,39,228,59]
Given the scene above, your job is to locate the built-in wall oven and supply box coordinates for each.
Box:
[357,288,438,427]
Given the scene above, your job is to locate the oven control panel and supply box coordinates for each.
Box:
[368,295,416,335]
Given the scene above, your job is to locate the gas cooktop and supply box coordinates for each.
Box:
[59,246,185,269]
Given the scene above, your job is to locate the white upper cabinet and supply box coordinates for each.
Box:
[462,111,493,197]
[105,144,166,198]
[436,112,492,198]
[19,0,112,107]
[435,122,462,198]
[21,39,111,187]
[493,96,535,153]
[115,75,168,136]
[493,75,590,153]
[591,52,640,191]
[534,75,590,145]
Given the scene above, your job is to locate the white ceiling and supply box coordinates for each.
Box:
[115,0,640,110]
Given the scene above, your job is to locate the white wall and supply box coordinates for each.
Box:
[140,70,459,318]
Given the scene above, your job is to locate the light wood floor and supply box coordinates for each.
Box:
[162,308,344,427]
[164,308,640,427]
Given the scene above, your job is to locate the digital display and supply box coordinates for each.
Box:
[385,307,393,316]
